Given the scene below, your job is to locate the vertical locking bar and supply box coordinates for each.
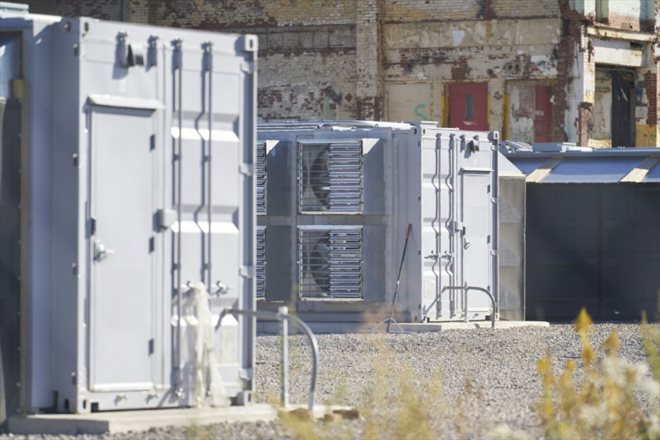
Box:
[203,42,213,291]
[433,133,442,317]
[172,38,184,393]
[279,306,289,407]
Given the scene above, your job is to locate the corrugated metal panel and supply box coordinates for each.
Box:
[256,141,266,214]
[298,227,362,299]
[498,175,525,321]
[298,141,363,214]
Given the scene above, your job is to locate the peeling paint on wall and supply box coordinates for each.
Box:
[22,0,659,145]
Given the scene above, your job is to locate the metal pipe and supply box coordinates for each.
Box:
[216,308,319,411]
[464,288,469,323]
[422,285,496,329]
[387,224,412,333]
[279,306,289,407]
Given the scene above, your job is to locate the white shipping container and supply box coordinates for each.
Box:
[0,10,256,415]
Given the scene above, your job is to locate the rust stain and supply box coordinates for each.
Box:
[451,57,470,80]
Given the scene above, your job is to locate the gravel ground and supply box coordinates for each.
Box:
[1,323,655,439]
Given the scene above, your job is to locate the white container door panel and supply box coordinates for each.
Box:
[89,107,156,392]
[460,171,493,310]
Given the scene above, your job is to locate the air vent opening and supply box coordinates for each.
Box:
[256,226,266,299]
[298,227,363,299]
[256,141,267,215]
[298,141,363,214]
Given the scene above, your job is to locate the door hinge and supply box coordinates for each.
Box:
[239,164,253,176]
[241,61,255,74]
[240,266,254,278]
[156,209,177,231]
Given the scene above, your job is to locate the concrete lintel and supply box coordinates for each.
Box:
[9,405,278,436]
[586,25,657,43]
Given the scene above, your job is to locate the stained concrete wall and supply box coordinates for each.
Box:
[18,0,660,145]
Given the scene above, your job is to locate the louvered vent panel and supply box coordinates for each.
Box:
[298,227,362,299]
[256,141,267,215]
[298,141,363,214]
[256,226,266,299]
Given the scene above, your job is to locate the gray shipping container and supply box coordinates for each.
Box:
[256,121,499,325]
[0,10,256,418]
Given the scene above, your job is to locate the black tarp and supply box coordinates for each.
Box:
[526,183,660,321]
[0,97,21,431]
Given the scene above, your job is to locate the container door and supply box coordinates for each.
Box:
[460,171,494,309]
[89,107,156,392]
[420,131,455,320]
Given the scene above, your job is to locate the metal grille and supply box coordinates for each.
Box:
[298,141,363,214]
[298,228,362,299]
[256,226,266,299]
[256,141,267,214]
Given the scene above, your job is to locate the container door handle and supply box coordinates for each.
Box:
[94,238,115,262]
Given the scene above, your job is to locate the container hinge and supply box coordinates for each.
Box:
[172,39,183,69]
[453,220,463,232]
[147,35,159,67]
[156,209,177,231]
[202,41,213,71]
[240,266,254,278]
[239,164,253,176]
[241,61,255,74]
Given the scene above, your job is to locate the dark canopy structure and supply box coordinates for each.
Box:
[508,149,660,321]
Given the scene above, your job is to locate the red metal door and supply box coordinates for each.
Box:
[448,82,488,130]
[534,85,553,142]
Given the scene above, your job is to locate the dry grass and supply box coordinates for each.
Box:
[536,309,660,440]
[278,309,660,440]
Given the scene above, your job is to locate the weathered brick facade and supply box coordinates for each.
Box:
[21,0,660,146]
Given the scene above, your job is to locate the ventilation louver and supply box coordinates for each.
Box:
[298,141,363,214]
[256,226,266,299]
[256,141,267,215]
[298,227,362,299]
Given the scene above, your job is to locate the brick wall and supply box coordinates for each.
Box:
[384,0,560,22]
[18,0,659,144]
[23,0,127,20]
[154,0,356,29]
